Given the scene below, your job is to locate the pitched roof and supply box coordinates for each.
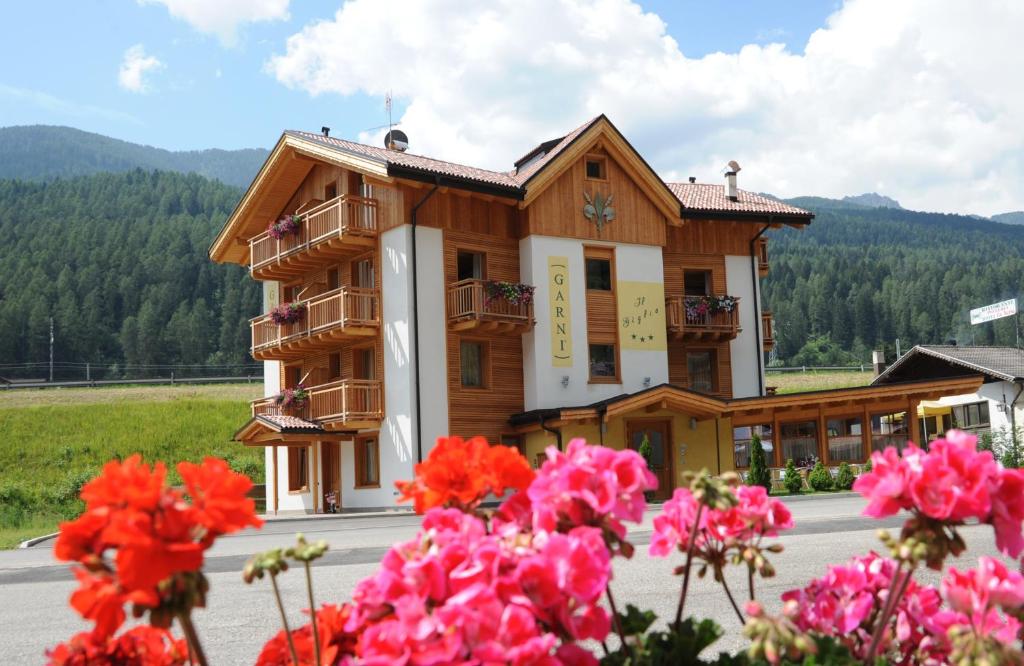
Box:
[873,345,1024,384]
[668,182,812,219]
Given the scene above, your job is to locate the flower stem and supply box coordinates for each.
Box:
[605,584,630,652]
[719,574,746,625]
[175,611,209,666]
[674,503,705,625]
[270,572,299,666]
[747,566,755,602]
[304,561,321,666]
[866,562,913,660]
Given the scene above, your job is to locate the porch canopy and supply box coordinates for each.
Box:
[509,375,983,469]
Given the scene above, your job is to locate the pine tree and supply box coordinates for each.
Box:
[747,433,771,493]
[783,459,803,494]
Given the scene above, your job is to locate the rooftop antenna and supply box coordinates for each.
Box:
[361,91,408,151]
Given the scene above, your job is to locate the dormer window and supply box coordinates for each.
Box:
[585,156,607,181]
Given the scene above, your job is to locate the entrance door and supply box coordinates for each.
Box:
[627,420,672,501]
[320,442,341,512]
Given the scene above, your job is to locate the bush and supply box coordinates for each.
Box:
[783,458,804,494]
[808,461,834,491]
[835,462,856,490]
[0,483,37,529]
[746,434,771,493]
[863,456,873,473]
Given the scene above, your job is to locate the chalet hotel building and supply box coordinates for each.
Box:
[210,116,979,513]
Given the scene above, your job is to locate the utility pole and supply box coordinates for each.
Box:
[49,317,54,383]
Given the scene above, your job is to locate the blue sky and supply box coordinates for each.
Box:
[1,1,1020,215]
[0,1,837,151]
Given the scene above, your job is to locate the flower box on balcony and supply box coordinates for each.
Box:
[269,302,306,325]
[273,384,309,413]
[683,294,738,321]
[482,280,536,308]
[267,214,301,240]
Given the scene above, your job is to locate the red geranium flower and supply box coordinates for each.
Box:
[396,436,535,513]
[178,457,264,542]
[46,626,188,666]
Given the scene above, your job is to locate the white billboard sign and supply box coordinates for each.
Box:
[970,298,1018,325]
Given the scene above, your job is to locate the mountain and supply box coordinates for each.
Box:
[762,202,1024,365]
[991,211,1024,226]
[841,192,902,208]
[0,170,260,379]
[0,125,268,187]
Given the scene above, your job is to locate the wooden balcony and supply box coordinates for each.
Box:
[446,279,535,333]
[762,310,775,352]
[756,238,769,276]
[250,287,379,361]
[249,195,379,281]
[666,296,741,342]
[252,379,382,430]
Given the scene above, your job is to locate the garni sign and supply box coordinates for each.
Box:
[970,298,1017,325]
[548,256,572,367]
[617,281,667,351]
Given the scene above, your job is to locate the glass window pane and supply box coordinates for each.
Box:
[687,351,714,393]
[585,258,611,290]
[979,402,990,425]
[871,411,908,452]
[780,420,818,467]
[827,416,864,463]
[733,424,774,469]
[457,251,483,281]
[460,342,483,387]
[589,344,616,378]
[684,271,710,297]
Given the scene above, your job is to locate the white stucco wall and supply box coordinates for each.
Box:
[520,235,668,411]
[933,380,1024,434]
[725,255,763,398]
[414,226,450,455]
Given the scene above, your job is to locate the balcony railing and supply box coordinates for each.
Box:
[252,379,382,426]
[250,287,379,360]
[756,238,769,276]
[762,310,775,351]
[666,295,741,341]
[446,279,535,333]
[249,195,379,279]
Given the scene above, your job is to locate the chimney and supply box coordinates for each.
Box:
[872,350,887,377]
[321,126,331,137]
[688,176,696,184]
[724,160,741,201]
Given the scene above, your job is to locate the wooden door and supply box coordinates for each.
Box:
[627,420,673,501]
[320,442,341,512]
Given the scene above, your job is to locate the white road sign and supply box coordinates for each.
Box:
[970,298,1018,325]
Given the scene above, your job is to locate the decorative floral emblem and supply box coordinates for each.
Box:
[583,191,615,235]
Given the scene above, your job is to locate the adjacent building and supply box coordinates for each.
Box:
[209,115,980,513]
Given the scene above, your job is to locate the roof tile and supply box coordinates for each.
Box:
[668,182,812,217]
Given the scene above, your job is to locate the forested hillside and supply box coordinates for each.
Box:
[0,171,260,379]
[0,126,267,187]
[763,203,1024,365]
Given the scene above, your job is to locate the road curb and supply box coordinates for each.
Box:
[776,491,859,503]
[261,509,415,522]
[18,531,59,549]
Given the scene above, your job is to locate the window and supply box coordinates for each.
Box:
[354,435,379,487]
[347,171,362,196]
[684,270,711,297]
[588,343,617,380]
[288,447,308,491]
[780,420,819,467]
[827,416,864,463]
[584,156,607,180]
[328,353,341,380]
[325,181,338,200]
[871,411,909,452]
[326,268,340,291]
[585,257,612,291]
[460,340,486,388]
[286,365,302,388]
[457,251,484,281]
[732,424,773,469]
[500,434,526,456]
[353,346,375,380]
[952,401,990,430]
[686,350,716,393]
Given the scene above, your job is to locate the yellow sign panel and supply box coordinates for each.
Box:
[548,256,572,366]
[617,281,667,351]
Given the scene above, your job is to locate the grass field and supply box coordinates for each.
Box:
[767,370,874,394]
[0,383,263,548]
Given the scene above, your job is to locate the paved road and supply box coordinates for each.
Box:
[0,494,1009,664]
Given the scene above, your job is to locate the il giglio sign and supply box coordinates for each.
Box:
[969,298,1018,325]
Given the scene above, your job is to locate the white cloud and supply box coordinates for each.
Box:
[140,0,291,46]
[118,44,164,93]
[267,0,1024,216]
